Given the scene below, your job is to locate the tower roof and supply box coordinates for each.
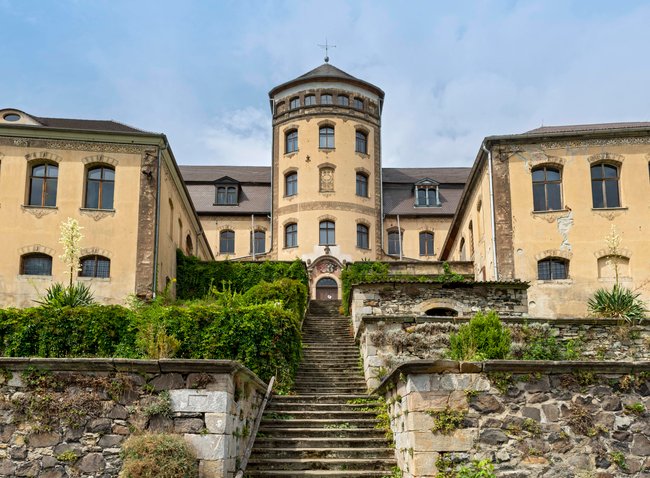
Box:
[269,63,385,99]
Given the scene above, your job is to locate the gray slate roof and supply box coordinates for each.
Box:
[269,63,385,98]
[524,122,650,135]
[382,167,469,184]
[180,165,470,216]
[33,116,149,134]
[180,166,271,183]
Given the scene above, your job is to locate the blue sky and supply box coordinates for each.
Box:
[2,0,650,167]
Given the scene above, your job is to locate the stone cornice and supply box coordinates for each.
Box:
[0,358,267,389]
[374,358,650,394]
[0,136,151,154]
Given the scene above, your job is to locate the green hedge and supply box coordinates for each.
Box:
[341,262,389,314]
[176,251,309,300]
[0,305,135,358]
[0,279,304,392]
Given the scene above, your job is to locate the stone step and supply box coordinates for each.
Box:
[261,418,378,428]
[250,447,394,460]
[297,376,367,387]
[298,362,361,368]
[257,427,386,438]
[271,394,376,402]
[246,458,396,471]
[266,402,380,412]
[293,388,368,394]
[294,373,365,379]
[244,471,393,478]
[253,437,389,449]
[263,411,379,420]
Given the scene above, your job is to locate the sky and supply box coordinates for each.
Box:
[2,0,650,168]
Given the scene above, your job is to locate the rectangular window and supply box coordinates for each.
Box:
[250,231,266,254]
[356,174,368,197]
[357,225,369,249]
[319,221,335,245]
[388,231,400,255]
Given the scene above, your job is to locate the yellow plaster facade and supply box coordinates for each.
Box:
[0,109,211,307]
[443,131,650,318]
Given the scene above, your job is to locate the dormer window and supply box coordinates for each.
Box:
[414,178,440,207]
[214,176,240,205]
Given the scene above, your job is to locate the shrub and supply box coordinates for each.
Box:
[457,459,496,478]
[588,284,647,323]
[242,278,308,319]
[341,261,389,314]
[0,280,303,391]
[119,433,197,478]
[523,334,564,360]
[176,251,308,300]
[0,305,135,358]
[36,282,95,308]
[449,311,511,361]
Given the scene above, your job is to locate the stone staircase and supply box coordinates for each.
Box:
[245,300,397,477]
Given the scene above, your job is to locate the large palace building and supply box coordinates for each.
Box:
[2,62,649,316]
[181,63,469,299]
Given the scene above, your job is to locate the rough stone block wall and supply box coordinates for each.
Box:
[358,316,650,389]
[0,359,266,478]
[380,361,650,478]
[350,282,528,333]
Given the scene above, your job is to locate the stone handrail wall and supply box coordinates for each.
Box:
[357,315,650,389]
[350,282,529,334]
[376,359,650,477]
[384,261,474,276]
[0,358,267,478]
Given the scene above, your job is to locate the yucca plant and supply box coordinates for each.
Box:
[36,282,96,308]
[588,284,647,324]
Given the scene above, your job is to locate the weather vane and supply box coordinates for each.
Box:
[318,38,336,63]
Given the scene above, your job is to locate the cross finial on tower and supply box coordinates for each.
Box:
[318,38,336,63]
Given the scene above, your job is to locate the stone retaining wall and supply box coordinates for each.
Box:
[377,360,650,478]
[357,316,650,389]
[0,358,267,478]
[350,282,529,334]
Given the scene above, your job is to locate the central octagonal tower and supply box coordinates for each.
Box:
[269,63,385,298]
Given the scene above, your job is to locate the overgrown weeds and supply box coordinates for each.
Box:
[119,433,198,478]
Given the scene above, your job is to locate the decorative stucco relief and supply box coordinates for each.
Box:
[79,208,116,221]
[81,154,119,166]
[21,206,57,218]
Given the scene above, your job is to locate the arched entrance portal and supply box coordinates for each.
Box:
[316,277,338,300]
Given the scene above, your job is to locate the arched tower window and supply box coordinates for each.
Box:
[285,129,298,153]
[285,223,298,248]
[356,173,368,197]
[355,131,368,154]
[357,224,369,249]
[285,172,297,196]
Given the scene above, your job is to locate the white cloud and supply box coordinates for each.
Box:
[197,107,271,166]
